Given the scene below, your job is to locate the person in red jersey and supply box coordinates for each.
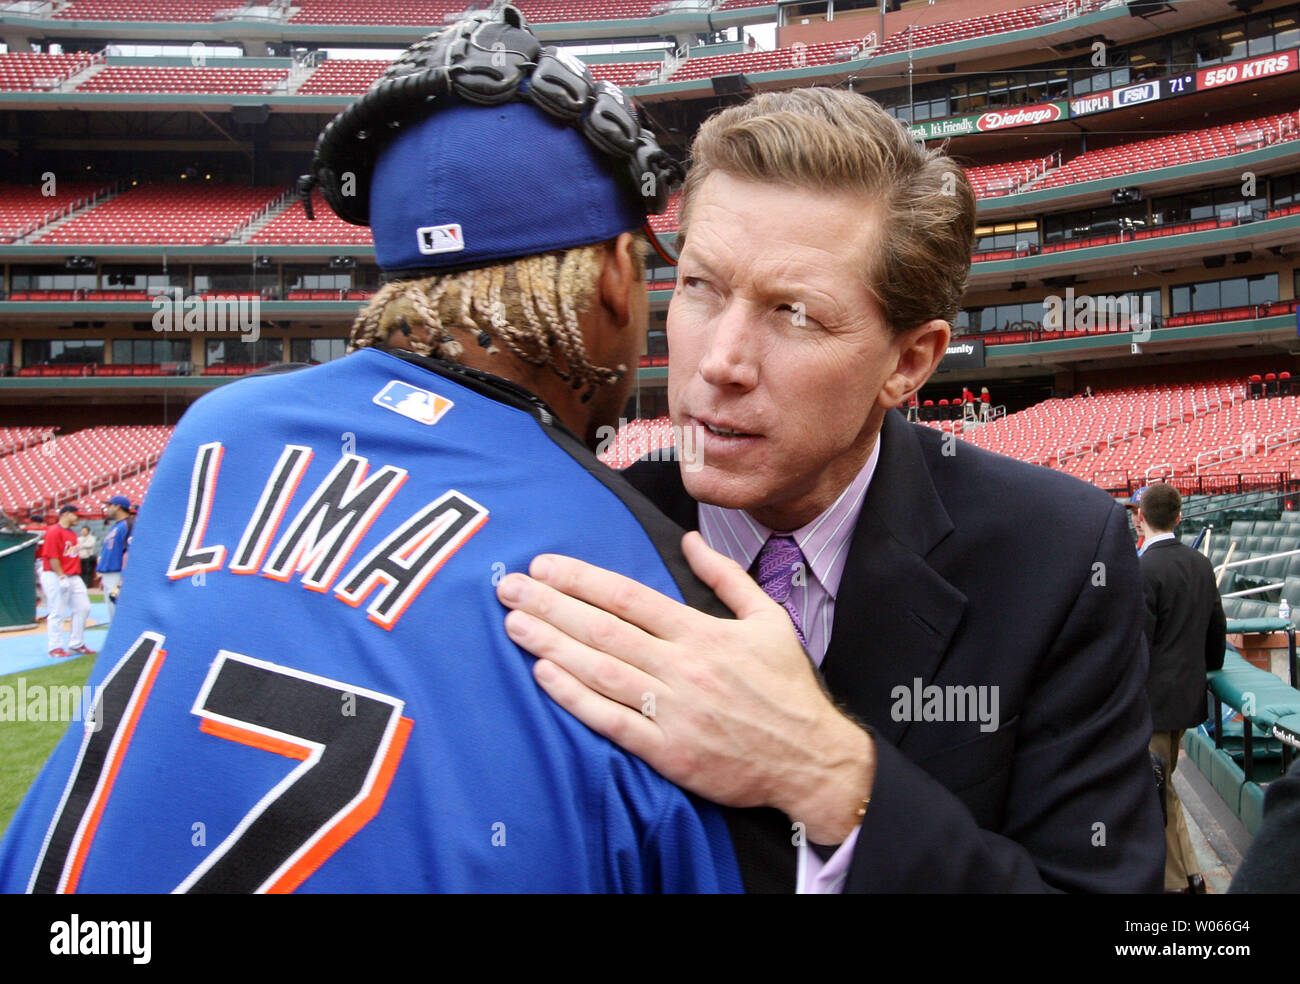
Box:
[38,505,95,658]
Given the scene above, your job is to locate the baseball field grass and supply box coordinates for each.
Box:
[0,656,95,839]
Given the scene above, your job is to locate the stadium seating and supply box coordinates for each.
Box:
[0,52,99,91]
[670,38,870,82]
[701,0,1103,71]
[295,56,663,95]
[77,66,290,94]
[1031,113,1299,192]
[250,189,373,246]
[76,466,155,514]
[646,192,680,236]
[872,0,1103,57]
[515,1,667,23]
[201,363,275,376]
[965,156,1057,199]
[0,426,172,513]
[53,1,235,21]
[287,1,512,25]
[35,184,285,246]
[296,59,388,96]
[595,416,674,470]
[959,380,1239,477]
[1164,301,1297,330]
[972,300,1295,344]
[0,182,113,244]
[0,427,56,459]
[589,61,663,87]
[949,377,1300,488]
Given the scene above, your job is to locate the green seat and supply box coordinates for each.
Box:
[1184,729,1213,773]
[1274,710,1300,743]
[1241,781,1266,835]
[1229,599,1272,620]
[1207,650,1300,731]
[1281,575,1300,602]
[1210,749,1244,814]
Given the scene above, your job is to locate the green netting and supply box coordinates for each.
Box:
[0,534,39,630]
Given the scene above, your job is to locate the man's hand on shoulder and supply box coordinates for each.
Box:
[496,531,875,844]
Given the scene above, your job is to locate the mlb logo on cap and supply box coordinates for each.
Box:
[373,380,454,426]
[417,223,465,256]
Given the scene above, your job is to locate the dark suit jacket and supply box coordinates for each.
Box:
[1138,537,1227,732]
[625,408,1165,892]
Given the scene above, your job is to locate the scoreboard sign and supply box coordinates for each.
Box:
[908,101,1065,140]
[1197,49,1296,90]
[1071,80,1164,116]
[976,102,1064,132]
[940,338,985,370]
[1113,79,1161,107]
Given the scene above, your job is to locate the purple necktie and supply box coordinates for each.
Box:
[754,534,807,646]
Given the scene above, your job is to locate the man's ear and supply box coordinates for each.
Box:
[878,319,951,409]
[598,232,640,328]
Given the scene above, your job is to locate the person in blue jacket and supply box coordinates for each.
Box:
[96,494,133,619]
[0,8,739,894]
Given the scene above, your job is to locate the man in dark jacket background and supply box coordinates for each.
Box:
[1138,482,1227,892]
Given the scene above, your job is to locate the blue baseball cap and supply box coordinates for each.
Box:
[104,495,133,511]
[1127,486,1150,509]
[369,96,647,275]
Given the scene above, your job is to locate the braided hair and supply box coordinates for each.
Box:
[349,236,646,400]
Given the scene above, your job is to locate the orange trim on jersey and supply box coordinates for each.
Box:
[336,522,445,611]
[168,444,227,580]
[60,647,167,894]
[231,449,314,575]
[300,473,407,594]
[199,717,313,761]
[368,512,488,631]
[266,714,414,894]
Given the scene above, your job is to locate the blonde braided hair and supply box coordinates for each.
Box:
[349,237,646,399]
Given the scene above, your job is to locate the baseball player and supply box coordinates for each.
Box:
[96,494,133,619]
[37,505,96,659]
[0,7,739,893]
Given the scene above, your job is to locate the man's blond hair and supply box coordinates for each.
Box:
[349,235,646,396]
[678,88,975,335]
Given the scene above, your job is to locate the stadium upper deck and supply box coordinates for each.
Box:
[0,0,1295,429]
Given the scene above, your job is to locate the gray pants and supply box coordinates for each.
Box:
[101,571,122,620]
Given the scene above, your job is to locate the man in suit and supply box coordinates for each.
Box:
[496,87,1165,892]
[1138,482,1227,893]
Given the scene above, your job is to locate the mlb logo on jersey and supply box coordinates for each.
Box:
[373,380,454,425]
[416,223,465,255]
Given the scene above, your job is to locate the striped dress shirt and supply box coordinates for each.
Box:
[696,433,882,892]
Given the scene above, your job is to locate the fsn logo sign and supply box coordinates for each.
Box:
[151,287,261,342]
[1043,288,1153,342]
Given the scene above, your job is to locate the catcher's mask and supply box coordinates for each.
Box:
[297,4,681,276]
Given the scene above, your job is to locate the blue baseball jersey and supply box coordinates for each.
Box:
[96,518,129,572]
[0,348,741,893]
